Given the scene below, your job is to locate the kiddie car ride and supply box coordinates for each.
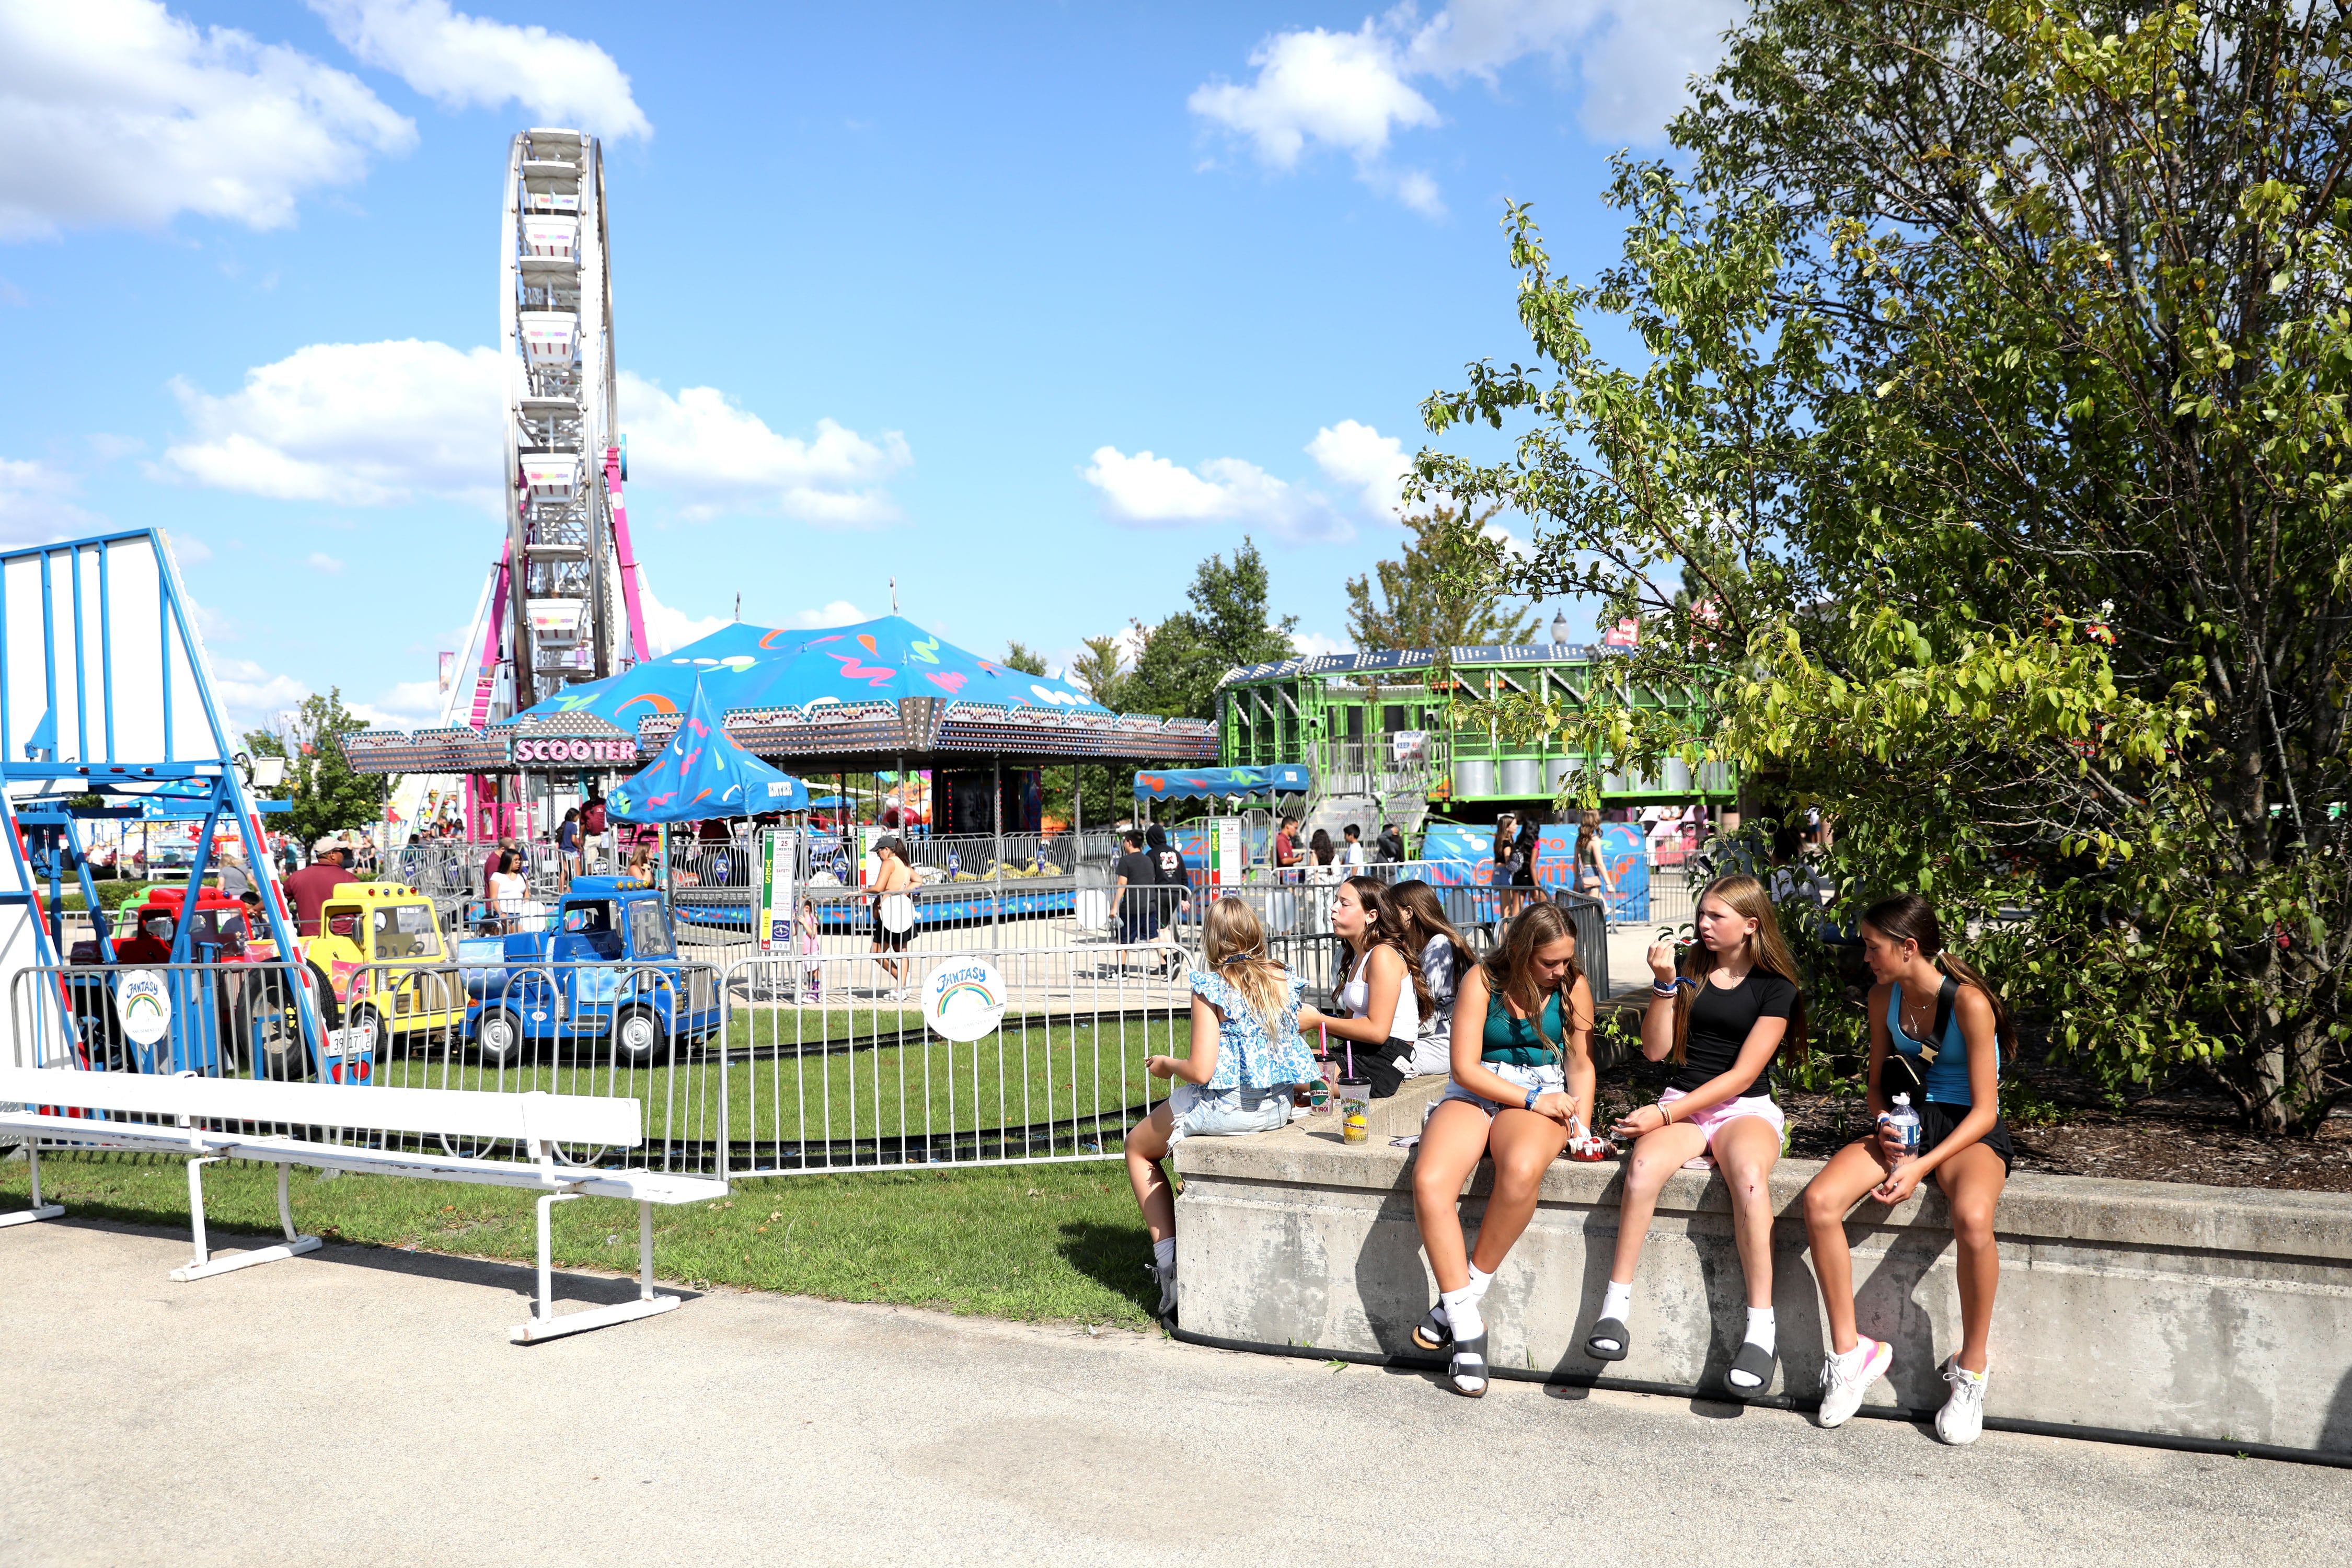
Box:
[297,881,467,1066]
[461,877,720,1066]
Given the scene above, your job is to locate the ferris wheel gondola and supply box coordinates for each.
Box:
[498,127,649,713]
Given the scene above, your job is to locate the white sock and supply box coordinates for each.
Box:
[1440,1286,1483,1341]
[1466,1262,1494,1301]
[1745,1306,1776,1354]
[1152,1237,1176,1273]
[1600,1278,1633,1323]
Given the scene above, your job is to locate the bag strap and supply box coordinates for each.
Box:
[1923,974,1959,1063]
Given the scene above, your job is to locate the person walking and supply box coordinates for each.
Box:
[579,789,609,873]
[1375,821,1406,866]
[1125,896,1317,1322]
[868,835,919,1000]
[1306,828,1338,885]
[1491,812,1525,920]
[1583,873,1804,1399]
[1573,810,1617,924]
[1112,829,1161,970]
[1338,824,1367,871]
[1802,893,2017,1444]
[1408,902,1597,1396]
[556,808,582,884]
[1147,824,1191,980]
[1272,814,1302,880]
[487,850,530,935]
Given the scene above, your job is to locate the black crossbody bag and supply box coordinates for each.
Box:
[1880,975,1958,1100]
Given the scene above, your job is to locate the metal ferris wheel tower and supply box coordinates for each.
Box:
[456,128,650,734]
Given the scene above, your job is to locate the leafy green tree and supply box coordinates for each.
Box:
[245,688,390,846]
[1123,537,1298,721]
[1069,635,1129,711]
[1417,0,2349,1131]
[1003,641,1048,676]
[1345,502,1539,652]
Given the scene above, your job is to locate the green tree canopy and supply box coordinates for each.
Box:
[245,688,389,846]
[1345,501,1539,652]
[1002,641,1048,676]
[1418,0,2350,1130]
[1121,537,1298,720]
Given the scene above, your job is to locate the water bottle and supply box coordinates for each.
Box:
[1885,1093,1922,1157]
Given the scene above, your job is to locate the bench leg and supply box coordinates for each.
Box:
[170,1159,322,1282]
[509,1194,682,1344]
[0,1142,66,1228]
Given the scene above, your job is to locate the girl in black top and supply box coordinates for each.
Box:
[1582,872,1806,1400]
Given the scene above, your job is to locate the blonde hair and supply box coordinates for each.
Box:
[1672,872,1809,1066]
[1202,895,1292,1034]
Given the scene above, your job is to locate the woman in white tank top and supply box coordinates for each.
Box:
[1297,876,1425,1099]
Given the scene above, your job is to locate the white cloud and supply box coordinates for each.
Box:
[1190,21,1439,168]
[780,600,866,629]
[211,655,313,730]
[348,676,443,729]
[636,578,728,656]
[163,339,505,508]
[1483,518,1534,559]
[1190,2,1738,213]
[619,374,911,527]
[0,457,105,544]
[306,551,344,574]
[308,0,650,142]
[1291,630,1355,659]
[1306,420,1412,518]
[0,0,414,241]
[1083,446,1352,543]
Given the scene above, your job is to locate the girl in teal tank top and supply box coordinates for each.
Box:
[1800,893,2017,1447]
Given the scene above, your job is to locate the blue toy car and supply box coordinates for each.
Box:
[459,877,720,1065]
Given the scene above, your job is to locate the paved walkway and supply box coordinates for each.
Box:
[7,1219,2347,1566]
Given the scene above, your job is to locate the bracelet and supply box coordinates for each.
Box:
[1524,1087,1540,1112]
[1657,1103,1674,1126]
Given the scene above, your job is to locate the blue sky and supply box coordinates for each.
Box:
[0,0,1739,732]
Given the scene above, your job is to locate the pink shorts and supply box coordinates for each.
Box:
[1658,1088,1785,1168]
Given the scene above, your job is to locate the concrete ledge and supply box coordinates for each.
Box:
[1174,1116,2352,1452]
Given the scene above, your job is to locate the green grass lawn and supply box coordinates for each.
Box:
[0,1149,1162,1327]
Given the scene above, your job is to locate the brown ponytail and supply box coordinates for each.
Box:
[1860,892,2016,1051]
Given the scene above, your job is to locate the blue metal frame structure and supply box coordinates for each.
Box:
[0,529,325,1075]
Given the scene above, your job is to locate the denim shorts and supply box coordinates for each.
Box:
[1167,1081,1295,1145]
[1437,1058,1565,1117]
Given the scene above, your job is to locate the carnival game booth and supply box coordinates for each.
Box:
[341,616,1218,946]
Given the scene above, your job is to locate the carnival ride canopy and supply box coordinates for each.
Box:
[608,683,809,823]
[1133,765,1312,801]
[518,616,1110,728]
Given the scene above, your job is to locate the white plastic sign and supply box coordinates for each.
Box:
[923,959,1006,1042]
[114,969,171,1047]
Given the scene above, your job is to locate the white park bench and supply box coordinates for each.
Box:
[0,1067,727,1343]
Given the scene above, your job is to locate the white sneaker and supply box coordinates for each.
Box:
[1816,1336,1893,1428]
[1935,1355,1988,1445]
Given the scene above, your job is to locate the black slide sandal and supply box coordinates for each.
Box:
[1725,1339,1777,1399]
[1449,1332,1489,1397]
[1584,1317,1631,1362]
[1412,1304,1452,1352]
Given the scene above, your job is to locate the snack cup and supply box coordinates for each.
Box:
[1338,1079,1371,1145]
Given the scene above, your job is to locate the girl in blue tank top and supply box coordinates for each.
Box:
[1800,893,2018,1447]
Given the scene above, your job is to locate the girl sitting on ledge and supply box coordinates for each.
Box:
[1802,893,2015,1445]
[1584,873,1805,1400]
[1408,901,1596,1397]
[1308,877,1422,1099]
[1126,895,1317,1325]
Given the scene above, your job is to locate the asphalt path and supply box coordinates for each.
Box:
[6,1218,2347,1567]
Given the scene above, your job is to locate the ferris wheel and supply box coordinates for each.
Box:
[495,126,649,714]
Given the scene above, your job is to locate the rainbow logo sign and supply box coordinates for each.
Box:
[923,959,1007,1042]
[114,969,172,1049]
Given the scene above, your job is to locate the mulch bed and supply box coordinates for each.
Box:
[1586,1047,2352,1193]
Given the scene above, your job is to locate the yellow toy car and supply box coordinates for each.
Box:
[299,882,465,1057]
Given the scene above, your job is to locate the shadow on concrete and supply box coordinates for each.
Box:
[44,1213,704,1310]
[2324,1365,2352,1455]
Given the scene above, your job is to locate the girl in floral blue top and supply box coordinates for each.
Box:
[1125,896,1314,1322]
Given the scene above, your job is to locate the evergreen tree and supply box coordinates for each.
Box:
[1344,502,1539,652]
